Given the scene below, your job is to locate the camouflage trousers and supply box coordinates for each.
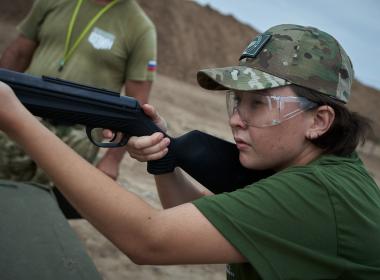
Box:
[0,120,99,187]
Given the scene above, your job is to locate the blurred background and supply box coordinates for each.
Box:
[1,0,379,279]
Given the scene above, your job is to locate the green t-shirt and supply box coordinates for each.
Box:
[18,0,157,92]
[193,153,380,279]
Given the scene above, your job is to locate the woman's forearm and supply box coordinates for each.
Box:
[9,111,164,260]
[155,169,212,208]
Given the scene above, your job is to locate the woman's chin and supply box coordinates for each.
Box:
[239,154,257,169]
[239,153,272,170]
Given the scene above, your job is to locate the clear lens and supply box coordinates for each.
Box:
[226,90,317,127]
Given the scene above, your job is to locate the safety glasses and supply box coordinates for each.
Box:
[226,90,317,127]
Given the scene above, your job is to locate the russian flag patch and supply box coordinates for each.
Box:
[147,60,157,72]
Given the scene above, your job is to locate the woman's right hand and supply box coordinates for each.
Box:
[126,104,171,162]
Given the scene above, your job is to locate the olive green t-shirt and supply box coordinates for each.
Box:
[18,0,157,92]
[193,153,380,279]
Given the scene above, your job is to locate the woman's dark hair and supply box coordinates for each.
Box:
[290,84,373,156]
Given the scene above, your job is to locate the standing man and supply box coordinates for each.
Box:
[0,0,157,184]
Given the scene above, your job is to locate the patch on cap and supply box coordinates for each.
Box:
[240,34,271,60]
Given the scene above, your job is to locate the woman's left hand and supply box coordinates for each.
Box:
[0,82,30,135]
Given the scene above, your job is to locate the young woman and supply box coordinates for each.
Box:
[0,24,379,279]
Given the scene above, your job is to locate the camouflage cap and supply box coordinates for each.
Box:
[197,24,354,103]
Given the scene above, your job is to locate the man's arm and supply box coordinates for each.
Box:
[124,80,152,105]
[0,82,245,265]
[96,80,152,179]
[0,35,37,71]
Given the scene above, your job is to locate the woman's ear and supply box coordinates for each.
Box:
[305,105,335,140]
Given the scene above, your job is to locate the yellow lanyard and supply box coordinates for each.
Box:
[58,0,119,71]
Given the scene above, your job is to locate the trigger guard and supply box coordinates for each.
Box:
[118,134,131,146]
[86,127,101,147]
[110,131,118,142]
[85,127,130,148]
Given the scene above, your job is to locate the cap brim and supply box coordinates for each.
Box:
[197,66,291,91]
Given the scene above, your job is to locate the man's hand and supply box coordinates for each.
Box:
[0,35,37,71]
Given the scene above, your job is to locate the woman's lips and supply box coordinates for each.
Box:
[234,137,250,150]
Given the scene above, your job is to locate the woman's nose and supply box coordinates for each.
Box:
[229,108,247,129]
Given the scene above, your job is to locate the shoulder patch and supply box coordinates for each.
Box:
[240,34,272,60]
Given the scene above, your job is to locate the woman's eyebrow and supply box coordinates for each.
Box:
[252,89,270,96]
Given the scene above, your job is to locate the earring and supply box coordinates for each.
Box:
[306,131,319,140]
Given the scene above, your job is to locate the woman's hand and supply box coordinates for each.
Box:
[101,103,170,163]
[141,103,168,133]
[0,82,30,135]
[127,132,170,162]
[127,104,170,162]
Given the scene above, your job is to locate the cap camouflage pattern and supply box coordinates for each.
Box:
[197,24,354,103]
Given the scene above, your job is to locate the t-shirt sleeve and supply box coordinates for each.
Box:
[192,171,339,279]
[124,26,157,81]
[17,0,51,41]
